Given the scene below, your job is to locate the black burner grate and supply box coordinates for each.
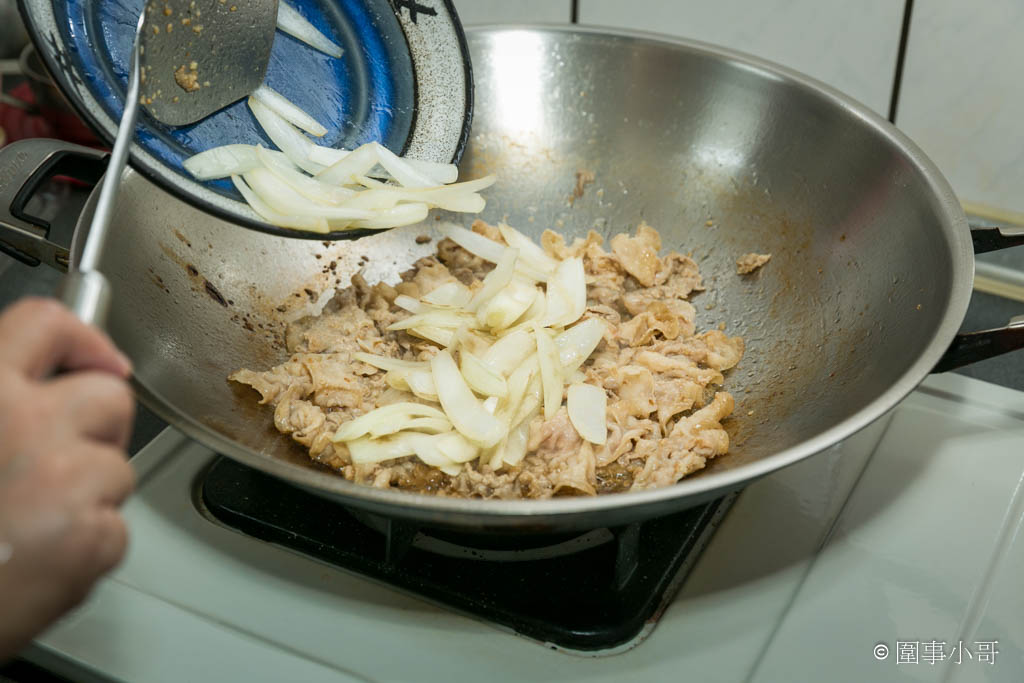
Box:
[199,457,734,653]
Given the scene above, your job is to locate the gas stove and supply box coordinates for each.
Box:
[15,372,1024,682]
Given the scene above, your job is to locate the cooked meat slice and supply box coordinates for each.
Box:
[634,349,725,386]
[610,223,662,287]
[655,252,704,297]
[435,239,488,285]
[229,357,311,404]
[659,330,744,371]
[408,257,458,295]
[470,218,505,243]
[630,392,734,490]
[285,291,380,355]
[609,365,656,421]
[527,409,596,495]
[618,300,694,346]
[653,377,704,430]
[736,252,771,274]
[273,390,326,448]
[295,353,386,411]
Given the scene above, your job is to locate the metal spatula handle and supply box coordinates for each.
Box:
[58,11,145,327]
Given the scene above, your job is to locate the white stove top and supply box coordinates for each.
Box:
[23,373,1024,682]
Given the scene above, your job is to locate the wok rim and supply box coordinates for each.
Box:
[108,24,974,527]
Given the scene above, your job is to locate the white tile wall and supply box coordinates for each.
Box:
[578,0,904,116]
[451,0,571,26]
[897,0,1024,215]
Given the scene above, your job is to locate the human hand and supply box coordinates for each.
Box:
[0,298,135,660]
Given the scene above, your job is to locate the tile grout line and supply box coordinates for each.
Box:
[888,0,915,124]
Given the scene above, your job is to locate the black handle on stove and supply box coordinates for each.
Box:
[934,223,1024,372]
[0,139,107,270]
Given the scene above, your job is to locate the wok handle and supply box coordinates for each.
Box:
[970,225,1024,254]
[0,138,107,271]
[934,316,1024,373]
[934,223,1024,372]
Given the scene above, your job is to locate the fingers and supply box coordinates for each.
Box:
[71,444,136,508]
[58,507,129,611]
[90,507,129,575]
[46,372,136,449]
[0,298,132,379]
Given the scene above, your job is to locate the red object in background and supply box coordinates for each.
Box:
[0,81,102,148]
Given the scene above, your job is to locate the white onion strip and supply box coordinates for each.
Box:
[253,85,327,137]
[277,1,344,58]
[331,402,448,442]
[230,175,328,232]
[535,326,562,420]
[431,351,507,448]
[247,97,323,175]
[567,383,607,445]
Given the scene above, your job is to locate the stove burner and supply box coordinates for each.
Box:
[199,457,735,654]
[348,508,617,562]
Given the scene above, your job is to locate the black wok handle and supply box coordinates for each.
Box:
[0,138,107,271]
[934,224,1024,372]
[970,225,1024,254]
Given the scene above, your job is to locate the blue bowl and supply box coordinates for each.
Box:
[18,0,472,240]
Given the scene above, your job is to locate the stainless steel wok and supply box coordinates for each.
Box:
[3,27,1022,532]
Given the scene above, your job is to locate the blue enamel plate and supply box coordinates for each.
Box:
[17,0,473,240]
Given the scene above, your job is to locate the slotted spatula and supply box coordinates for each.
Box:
[60,0,278,326]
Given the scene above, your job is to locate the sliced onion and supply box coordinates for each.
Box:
[554,317,607,372]
[277,1,344,57]
[315,144,379,186]
[483,396,499,414]
[367,416,450,438]
[347,203,429,230]
[387,309,475,331]
[331,402,448,442]
[404,433,463,475]
[255,146,355,205]
[308,145,458,184]
[567,383,607,445]
[253,85,327,137]
[476,279,538,332]
[498,223,558,276]
[460,350,508,397]
[503,402,539,466]
[346,435,415,464]
[242,168,374,220]
[422,281,473,308]
[481,329,535,376]
[431,350,507,447]
[184,144,264,180]
[230,175,328,232]
[409,326,455,347]
[467,248,517,313]
[435,431,479,463]
[247,97,324,175]
[542,257,586,327]
[384,368,438,401]
[511,392,541,434]
[438,223,549,282]
[438,222,507,264]
[497,355,537,426]
[535,326,563,420]
[372,142,438,188]
[341,183,490,213]
[393,295,428,314]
